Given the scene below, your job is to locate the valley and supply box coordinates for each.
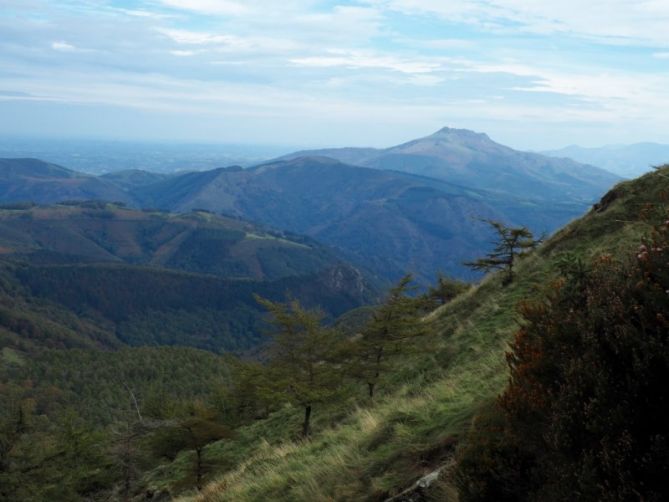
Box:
[2,130,665,502]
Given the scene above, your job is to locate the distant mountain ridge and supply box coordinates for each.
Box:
[0,128,621,281]
[0,158,134,205]
[543,142,669,178]
[129,155,594,282]
[280,127,619,202]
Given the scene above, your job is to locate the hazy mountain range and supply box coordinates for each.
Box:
[0,128,620,282]
[543,142,669,178]
[282,127,617,202]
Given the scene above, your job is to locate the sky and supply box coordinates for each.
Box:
[1,0,669,150]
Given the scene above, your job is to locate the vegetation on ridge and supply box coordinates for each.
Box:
[456,196,669,501]
[166,167,667,501]
[0,164,664,501]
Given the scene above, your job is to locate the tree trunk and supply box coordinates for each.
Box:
[368,346,384,398]
[302,405,312,437]
[196,447,203,490]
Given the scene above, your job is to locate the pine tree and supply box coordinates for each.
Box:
[427,273,470,307]
[464,220,539,284]
[150,403,230,490]
[255,296,344,437]
[353,275,427,398]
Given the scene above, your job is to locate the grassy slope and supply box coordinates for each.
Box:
[0,203,340,282]
[165,167,666,501]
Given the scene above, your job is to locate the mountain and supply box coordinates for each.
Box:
[0,134,619,283]
[174,167,668,502]
[0,202,377,353]
[0,158,133,205]
[543,142,669,178]
[281,127,619,202]
[132,156,588,282]
[0,201,344,281]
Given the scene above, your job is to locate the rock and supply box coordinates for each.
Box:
[384,467,444,502]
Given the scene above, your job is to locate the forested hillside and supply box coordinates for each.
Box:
[129,156,592,282]
[149,167,666,501]
[0,207,377,500]
[0,167,663,501]
[0,154,649,502]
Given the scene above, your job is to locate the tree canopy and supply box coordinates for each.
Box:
[464,220,540,284]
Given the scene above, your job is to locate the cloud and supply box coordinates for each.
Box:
[114,8,175,20]
[170,50,196,57]
[51,41,77,52]
[156,28,243,46]
[155,28,300,53]
[0,90,32,97]
[157,0,249,16]
[3,0,669,148]
[372,0,669,46]
[291,50,444,74]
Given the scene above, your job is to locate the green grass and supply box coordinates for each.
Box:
[150,167,669,501]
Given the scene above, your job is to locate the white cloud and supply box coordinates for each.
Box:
[155,28,300,53]
[291,50,444,74]
[156,28,243,46]
[157,0,249,16]
[170,50,196,57]
[51,41,77,52]
[372,0,669,46]
[114,8,175,20]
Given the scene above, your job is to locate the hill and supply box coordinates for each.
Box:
[0,158,133,205]
[0,201,345,282]
[153,167,667,501]
[132,156,590,282]
[0,202,377,353]
[281,127,619,202]
[543,142,669,178]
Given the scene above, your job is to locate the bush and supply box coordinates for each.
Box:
[456,217,669,501]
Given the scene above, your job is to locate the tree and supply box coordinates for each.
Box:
[213,358,273,426]
[353,275,427,398]
[255,296,344,437]
[0,401,113,502]
[150,403,230,490]
[464,220,539,284]
[426,273,471,307]
[108,383,156,501]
